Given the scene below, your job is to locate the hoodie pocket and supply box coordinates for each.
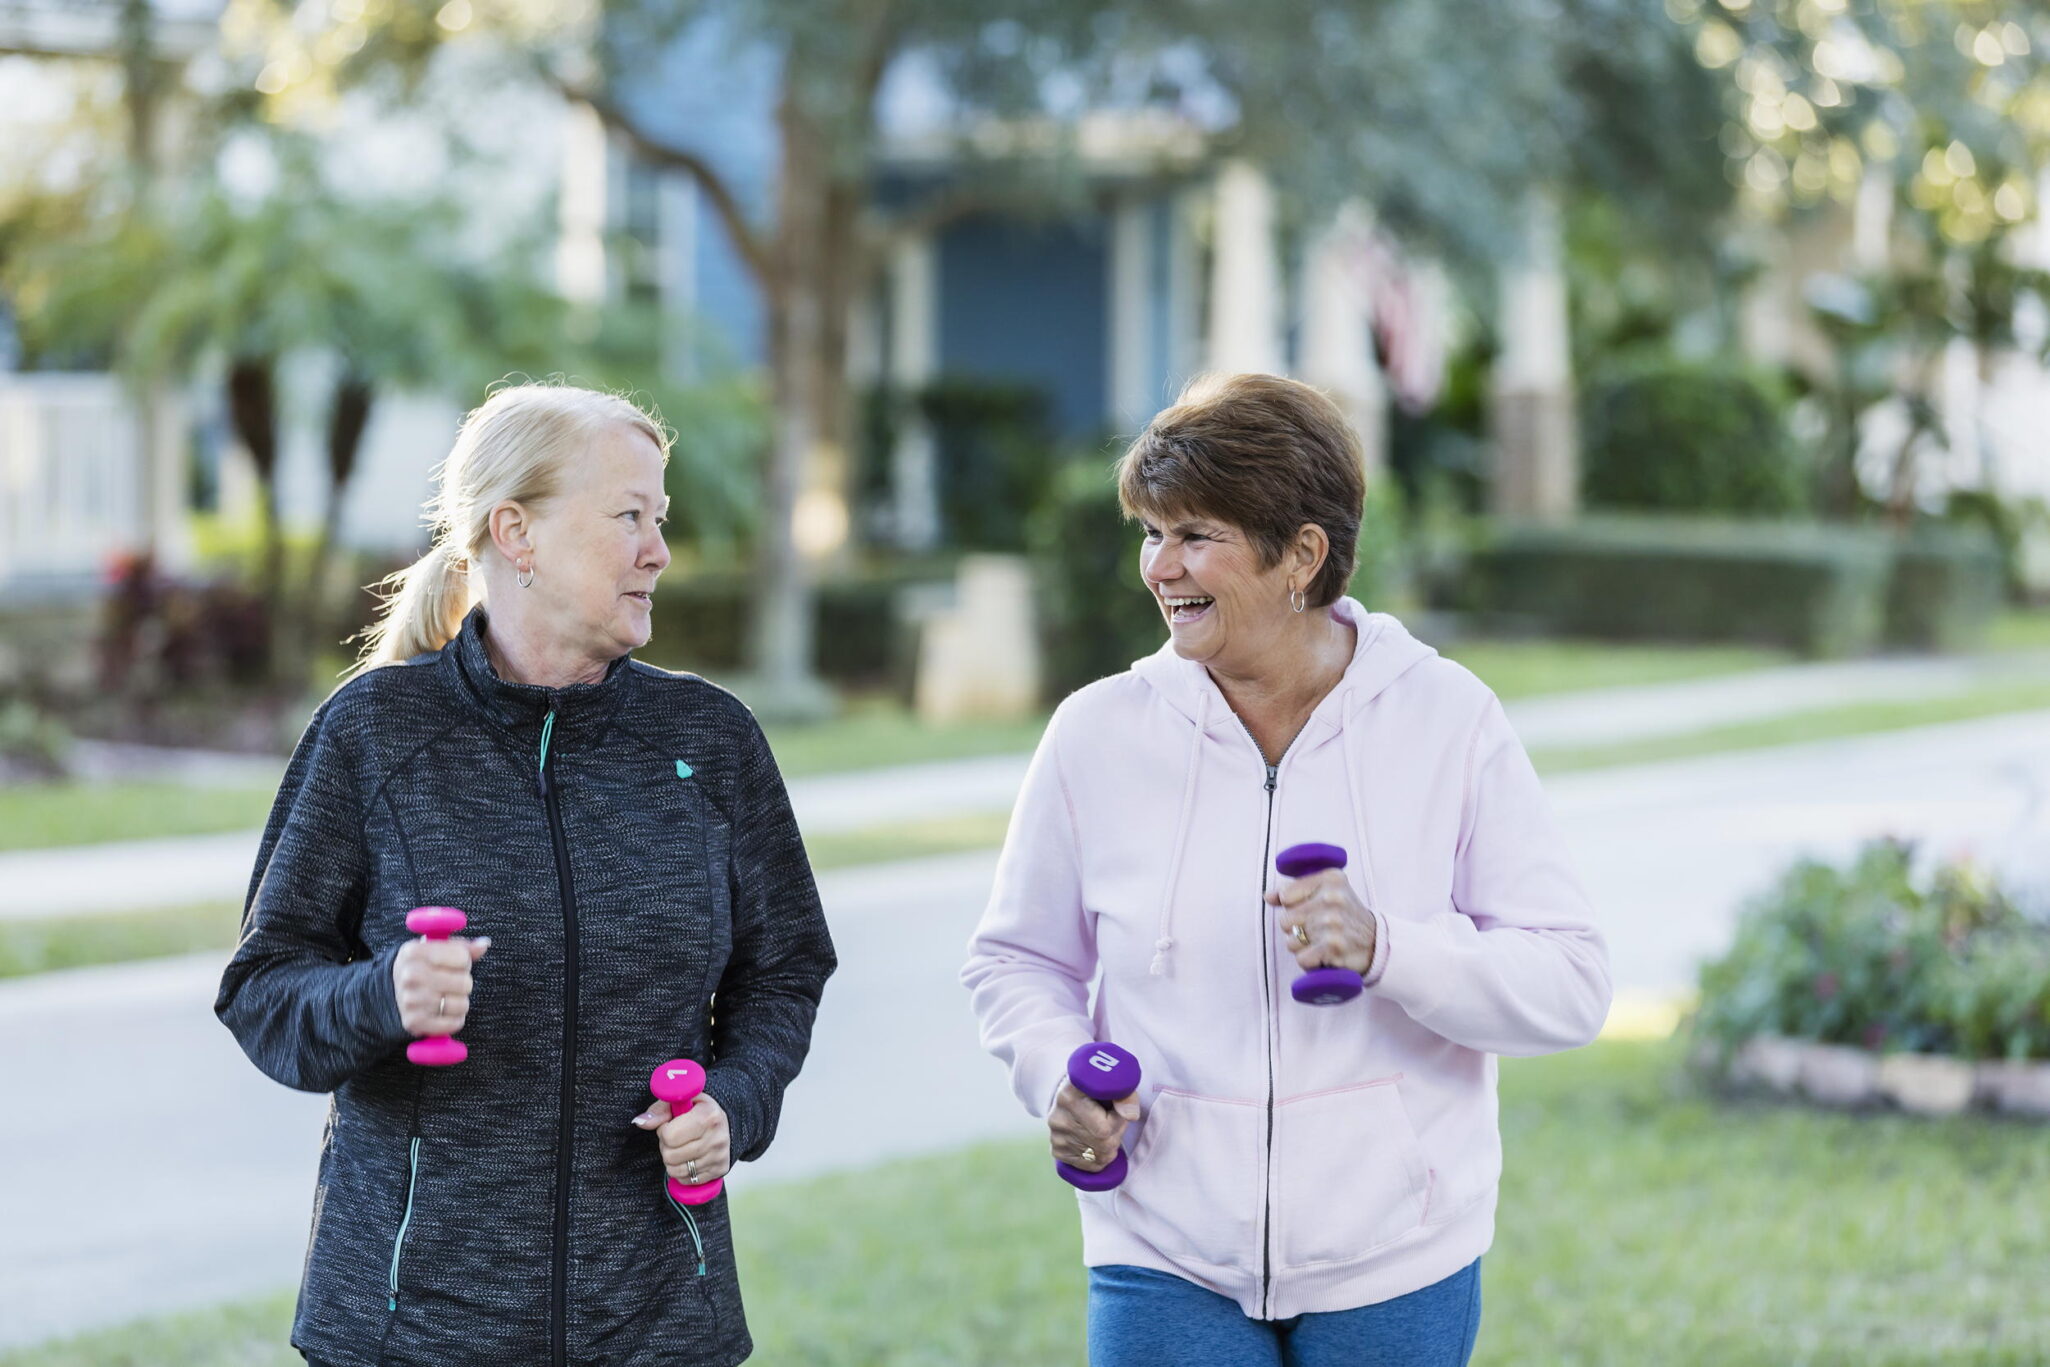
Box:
[1111,1090,1266,1270]
[1273,1077,1430,1268]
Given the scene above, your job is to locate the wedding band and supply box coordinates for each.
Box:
[1081,1147,1097,1164]
[1292,925,1310,947]
[438,994,448,1017]
[684,1160,699,1182]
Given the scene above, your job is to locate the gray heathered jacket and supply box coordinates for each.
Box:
[216,607,837,1366]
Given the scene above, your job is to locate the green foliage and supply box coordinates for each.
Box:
[920,380,1062,554]
[642,565,950,692]
[1026,458,1169,700]
[0,695,71,781]
[1884,524,2005,651]
[1465,515,1894,657]
[1694,838,2050,1061]
[1579,357,1806,515]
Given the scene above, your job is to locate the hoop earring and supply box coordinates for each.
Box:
[516,562,535,589]
[1290,587,1305,614]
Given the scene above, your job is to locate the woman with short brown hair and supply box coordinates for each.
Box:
[965,372,1609,1366]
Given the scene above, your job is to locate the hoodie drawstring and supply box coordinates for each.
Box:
[1150,691,1208,977]
[1334,687,1383,915]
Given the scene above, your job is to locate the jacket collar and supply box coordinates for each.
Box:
[445,605,633,741]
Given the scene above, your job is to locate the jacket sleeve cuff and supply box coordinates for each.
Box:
[702,1068,764,1161]
[1360,907,1393,989]
[354,940,414,1052]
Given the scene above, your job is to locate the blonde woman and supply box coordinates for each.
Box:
[216,384,836,1366]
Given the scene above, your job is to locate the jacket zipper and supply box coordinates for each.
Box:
[538,702,579,1367]
[387,1136,422,1312]
[1229,711,1287,1320]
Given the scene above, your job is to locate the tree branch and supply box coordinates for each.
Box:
[544,69,773,284]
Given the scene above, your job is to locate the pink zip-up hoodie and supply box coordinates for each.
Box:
[962,598,1610,1319]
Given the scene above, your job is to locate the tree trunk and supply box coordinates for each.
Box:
[225,357,282,680]
[295,370,375,682]
[749,88,863,718]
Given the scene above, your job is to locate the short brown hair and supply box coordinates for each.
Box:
[1116,373,1367,608]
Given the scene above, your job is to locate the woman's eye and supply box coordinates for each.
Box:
[1142,527,1162,542]
[622,511,640,524]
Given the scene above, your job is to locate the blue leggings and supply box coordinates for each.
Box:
[1088,1259,1481,1367]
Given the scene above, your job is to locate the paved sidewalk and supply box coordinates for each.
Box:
[6,652,2044,922]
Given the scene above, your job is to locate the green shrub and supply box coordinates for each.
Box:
[644,564,951,692]
[922,379,1062,553]
[1464,515,1891,657]
[1693,837,2048,1062]
[1884,524,2005,651]
[1028,460,1165,699]
[1580,357,1806,515]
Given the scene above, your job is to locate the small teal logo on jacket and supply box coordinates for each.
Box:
[675,760,694,780]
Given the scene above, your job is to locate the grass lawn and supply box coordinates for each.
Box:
[1986,607,2050,653]
[0,902,244,979]
[12,1038,2044,1365]
[1440,638,1789,701]
[1530,674,2050,774]
[0,783,277,853]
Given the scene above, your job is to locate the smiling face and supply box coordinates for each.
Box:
[516,422,673,663]
[1138,508,1298,670]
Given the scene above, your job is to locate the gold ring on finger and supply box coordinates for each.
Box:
[438,994,448,1016]
[685,1159,699,1182]
[1292,925,1310,947]
[1081,1147,1096,1164]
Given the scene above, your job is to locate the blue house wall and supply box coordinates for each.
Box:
[935,215,1109,439]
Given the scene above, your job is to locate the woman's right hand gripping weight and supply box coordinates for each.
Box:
[392,928,491,1039]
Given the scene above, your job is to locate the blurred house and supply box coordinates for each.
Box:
[3,1,2045,609]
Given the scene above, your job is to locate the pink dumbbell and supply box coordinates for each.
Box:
[649,1058,724,1206]
[405,906,470,1066]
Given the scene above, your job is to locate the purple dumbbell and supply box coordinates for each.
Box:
[1054,1041,1143,1192]
[1275,843,1363,1006]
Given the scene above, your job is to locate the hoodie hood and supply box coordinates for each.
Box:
[1130,596,1440,735]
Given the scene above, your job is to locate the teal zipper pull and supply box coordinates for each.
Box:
[537,707,557,797]
[667,1183,708,1275]
[388,1136,422,1313]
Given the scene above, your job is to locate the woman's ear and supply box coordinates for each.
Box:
[1293,522,1330,590]
[487,501,533,567]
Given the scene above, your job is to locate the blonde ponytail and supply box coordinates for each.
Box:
[349,383,670,677]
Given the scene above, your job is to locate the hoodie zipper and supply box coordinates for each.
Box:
[1228,710,1288,1321]
[537,701,579,1367]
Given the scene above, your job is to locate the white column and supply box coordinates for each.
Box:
[1108,195,1154,430]
[1490,188,1577,520]
[1298,202,1388,475]
[1166,187,1205,393]
[888,232,940,552]
[1206,159,1283,375]
[555,101,608,306]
